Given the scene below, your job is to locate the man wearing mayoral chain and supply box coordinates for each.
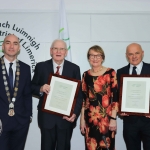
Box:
[0,34,32,150]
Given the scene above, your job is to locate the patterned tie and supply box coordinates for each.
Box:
[55,66,60,75]
[9,63,13,90]
[132,66,137,75]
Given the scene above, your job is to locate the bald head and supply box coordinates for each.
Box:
[3,34,19,44]
[126,43,142,53]
[2,34,20,61]
[126,43,144,66]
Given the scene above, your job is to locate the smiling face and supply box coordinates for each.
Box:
[88,49,103,68]
[126,43,144,66]
[50,40,68,65]
[87,45,105,68]
[2,34,20,61]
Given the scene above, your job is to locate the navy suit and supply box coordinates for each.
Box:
[117,62,150,150]
[32,59,82,150]
[0,59,32,150]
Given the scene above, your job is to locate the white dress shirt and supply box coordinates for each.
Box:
[52,60,64,75]
[129,61,143,75]
[4,56,16,86]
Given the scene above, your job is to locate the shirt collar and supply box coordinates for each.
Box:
[3,56,17,65]
[52,59,64,69]
[130,61,143,71]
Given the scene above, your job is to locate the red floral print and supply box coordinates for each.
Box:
[111,70,117,88]
[86,138,97,150]
[94,81,103,93]
[82,68,118,150]
[104,74,111,84]
[82,73,87,91]
[85,98,90,109]
[102,95,109,108]
[89,89,95,99]
[98,117,109,134]
[88,105,101,125]
[99,137,111,148]
[106,86,111,97]
[111,102,119,112]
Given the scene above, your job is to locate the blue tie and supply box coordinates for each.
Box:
[9,63,13,90]
[132,66,137,75]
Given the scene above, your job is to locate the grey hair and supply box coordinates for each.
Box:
[50,39,67,50]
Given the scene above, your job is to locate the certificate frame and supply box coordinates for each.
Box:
[42,73,81,117]
[119,74,150,116]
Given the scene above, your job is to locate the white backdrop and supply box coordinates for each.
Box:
[1,1,150,150]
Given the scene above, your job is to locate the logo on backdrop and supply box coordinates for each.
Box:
[0,21,40,73]
[59,28,71,51]
[0,41,3,57]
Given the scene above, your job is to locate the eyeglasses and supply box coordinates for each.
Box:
[89,54,102,59]
[52,47,66,52]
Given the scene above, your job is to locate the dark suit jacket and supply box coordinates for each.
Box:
[31,59,82,129]
[0,60,32,128]
[117,62,150,123]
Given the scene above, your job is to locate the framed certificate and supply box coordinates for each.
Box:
[42,74,81,117]
[119,75,150,116]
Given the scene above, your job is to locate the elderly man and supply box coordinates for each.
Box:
[117,43,150,150]
[32,39,82,150]
[0,34,32,150]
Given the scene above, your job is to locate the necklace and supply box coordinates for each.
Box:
[91,67,103,73]
[1,56,20,116]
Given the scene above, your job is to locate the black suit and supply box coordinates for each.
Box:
[117,62,150,150]
[32,59,82,150]
[0,59,32,150]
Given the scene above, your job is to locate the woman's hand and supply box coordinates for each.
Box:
[109,119,117,131]
[80,118,86,134]
[109,109,117,131]
[80,107,86,134]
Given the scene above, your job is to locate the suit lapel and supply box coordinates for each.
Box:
[62,60,68,76]
[13,62,19,94]
[124,64,130,74]
[13,61,21,96]
[141,62,148,74]
[46,59,54,76]
[0,59,13,97]
[127,62,148,75]
[1,60,13,93]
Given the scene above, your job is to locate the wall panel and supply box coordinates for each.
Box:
[91,14,150,41]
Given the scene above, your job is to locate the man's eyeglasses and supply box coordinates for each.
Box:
[52,47,66,52]
[89,54,102,59]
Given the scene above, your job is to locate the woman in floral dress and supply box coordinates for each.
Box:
[80,45,118,150]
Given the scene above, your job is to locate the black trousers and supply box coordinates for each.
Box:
[41,125,73,150]
[0,117,29,150]
[123,119,150,150]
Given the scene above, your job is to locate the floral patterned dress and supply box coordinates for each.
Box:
[82,68,118,150]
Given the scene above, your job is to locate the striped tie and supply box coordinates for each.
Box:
[55,66,60,75]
